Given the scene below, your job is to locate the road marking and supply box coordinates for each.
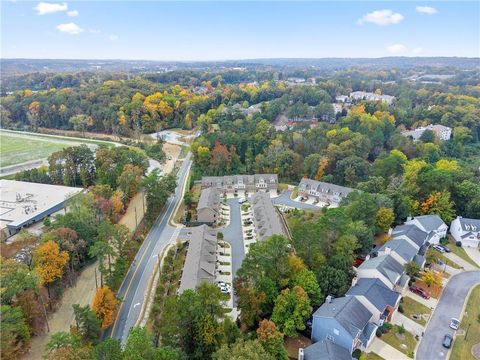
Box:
[133,302,141,308]
[110,157,191,339]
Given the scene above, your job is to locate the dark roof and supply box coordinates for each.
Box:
[197,187,220,211]
[299,178,355,197]
[358,254,404,286]
[313,297,372,339]
[251,192,286,241]
[392,224,428,247]
[303,339,353,360]
[457,217,480,232]
[359,322,377,347]
[414,254,425,267]
[378,239,418,262]
[410,215,446,232]
[346,278,400,313]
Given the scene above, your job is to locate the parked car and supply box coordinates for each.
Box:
[409,285,430,299]
[450,318,460,330]
[440,245,451,253]
[238,197,247,204]
[432,245,446,254]
[442,334,453,348]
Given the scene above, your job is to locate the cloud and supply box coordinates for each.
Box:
[56,22,83,35]
[358,9,404,26]
[109,35,119,41]
[412,47,423,55]
[89,29,101,34]
[35,2,67,15]
[416,6,438,14]
[67,10,79,17]
[387,44,408,54]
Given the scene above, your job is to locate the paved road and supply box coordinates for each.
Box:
[416,270,480,360]
[221,198,244,276]
[273,190,320,210]
[105,153,192,344]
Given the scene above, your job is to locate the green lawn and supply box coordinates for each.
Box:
[448,236,479,268]
[401,297,431,326]
[450,285,480,360]
[381,325,417,358]
[364,353,385,360]
[0,132,68,167]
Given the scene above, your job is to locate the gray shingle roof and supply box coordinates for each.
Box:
[411,215,446,232]
[313,296,372,339]
[303,339,353,360]
[378,239,418,262]
[392,224,429,247]
[299,178,355,197]
[458,217,480,232]
[346,278,400,313]
[178,225,217,293]
[358,254,404,286]
[359,322,377,347]
[251,192,286,241]
[197,187,220,211]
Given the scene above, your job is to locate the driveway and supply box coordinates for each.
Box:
[221,198,244,276]
[416,271,480,360]
[272,190,319,210]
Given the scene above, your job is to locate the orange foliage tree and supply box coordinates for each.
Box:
[92,286,118,328]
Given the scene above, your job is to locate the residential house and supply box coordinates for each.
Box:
[450,216,480,248]
[346,278,401,325]
[401,124,452,142]
[178,225,217,293]
[356,254,407,291]
[405,215,448,245]
[196,187,221,224]
[298,178,355,206]
[376,239,425,268]
[251,192,287,241]
[390,224,429,250]
[349,91,395,105]
[201,174,278,194]
[311,296,377,353]
[299,339,354,360]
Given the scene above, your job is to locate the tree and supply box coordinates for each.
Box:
[213,339,274,360]
[291,269,322,306]
[0,305,30,359]
[420,191,455,223]
[421,270,442,288]
[118,164,144,199]
[375,207,395,233]
[405,261,421,277]
[122,326,155,360]
[28,101,41,130]
[0,258,38,304]
[93,338,122,360]
[420,129,435,143]
[69,114,93,137]
[256,320,288,360]
[92,286,117,328]
[45,331,81,354]
[316,265,351,297]
[72,304,102,345]
[271,286,312,337]
[33,240,69,299]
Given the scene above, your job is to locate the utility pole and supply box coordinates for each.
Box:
[94,267,98,289]
[135,207,138,229]
[465,323,471,340]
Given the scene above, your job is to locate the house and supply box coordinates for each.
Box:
[299,339,354,360]
[401,124,452,142]
[390,224,429,250]
[405,215,448,245]
[376,239,425,268]
[349,91,395,105]
[251,192,287,241]
[356,254,407,291]
[311,296,377,353]
[336,95,348,103]
[298,178,355,206]
[201,174,278,194]
[178,225,217,293]
[346,278,401,325]
[196,187,221,224]
[450,216,480,248]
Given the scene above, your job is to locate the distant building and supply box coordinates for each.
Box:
[178,225,217,293]
[311,296,377,353]
[335,95,349,103]
[401,124,452,141]
[405,215,448,245]
[300,339,354,360]
[450,216,480,248]
[201,174,278,194]
[0,180,83,240]
[196,187,221,224]
[298,178,355,206]
[251,192,287,241]
[349,91,395,105]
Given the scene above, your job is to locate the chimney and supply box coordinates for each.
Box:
[351,276,358,287]
[298,348,305,360]
[385,246,392,255]
[326,295,333,304]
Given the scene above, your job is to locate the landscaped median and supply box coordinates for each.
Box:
[450,284,480,360]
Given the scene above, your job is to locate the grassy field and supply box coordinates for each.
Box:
[450,285,480,360]
[381,325,417,358]
[448,236,479,268]
[401,297,432,325]
[364,353,385,360]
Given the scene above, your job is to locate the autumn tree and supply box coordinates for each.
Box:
[92,286,118,328]
[118,164,144,199]
[33,240,69,299]
[0,257,38,304]
[271,286,312,337]
[0,305,30,359]
[69,114,93,137]
[28,101,41,130]
[256,319,288,360]
[421,270,443,288]
[290,268,322,306]
[375,207,395,233]
[420,191,455,222]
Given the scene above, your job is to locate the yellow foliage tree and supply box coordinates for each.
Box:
[421,270,442,288]
[375,207,395,233]
[33,240,69,298]
[110,190,125,219]
[314,157,329,181]
[92,286,118,328]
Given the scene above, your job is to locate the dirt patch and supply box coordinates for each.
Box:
[414,279,443,298]
[285,335,311,359]
[162,143,181,174]
[119,192,146,232]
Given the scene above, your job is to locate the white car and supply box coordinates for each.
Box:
[238,197,247,204]
[432,245,446,254]
[450,318,460,330]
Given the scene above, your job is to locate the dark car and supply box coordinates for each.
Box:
[409,285,431,299]
[442,334,453,348]
[440,245,451,253]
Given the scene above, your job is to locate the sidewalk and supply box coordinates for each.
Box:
[444,252,477,271]
[391,312,424,336]
[464,247,480,267]
[369,337,411,360]
[405,292,438,310]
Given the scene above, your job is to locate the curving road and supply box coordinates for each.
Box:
[416,270,480,360]
[105,153,192,344]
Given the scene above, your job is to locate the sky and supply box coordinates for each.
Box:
[1,1,479,60]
